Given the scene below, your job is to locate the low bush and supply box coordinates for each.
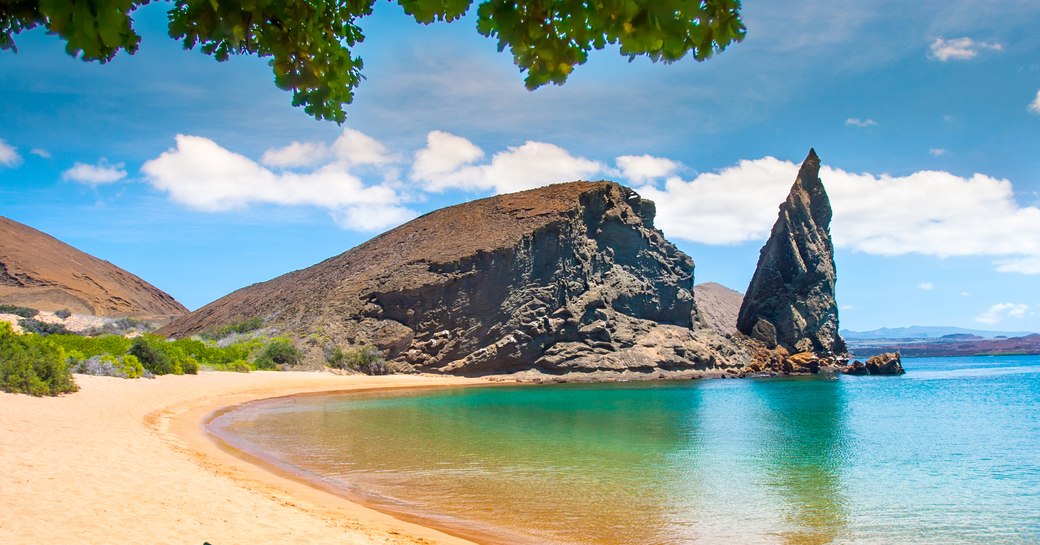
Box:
[254,338,301,370]
[0,322,78,396]
[18,318,69,336]
[54,308,72,319]
[70,354,144,379]
[326,345,391,375]
[0,304,38,318]
[201,317,265,340]
[128,335,176,375]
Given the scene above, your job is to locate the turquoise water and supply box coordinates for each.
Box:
[210,356,1040,544]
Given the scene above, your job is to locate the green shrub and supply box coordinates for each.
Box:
[326,345,391,375]
[0,304,38,319]
[202,317,265,340]
[128,336,175,375]
[18,318,68,336]
[0,323,78,396]
[254,338,301,370]
[48,334,132,358]
[226,359,252,373]
[117,354,144,379]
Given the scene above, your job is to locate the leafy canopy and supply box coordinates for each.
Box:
[0,0,745,122]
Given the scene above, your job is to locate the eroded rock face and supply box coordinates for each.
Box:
[162,182,747,375]
[737,149,846,355]
[864,352,904,375]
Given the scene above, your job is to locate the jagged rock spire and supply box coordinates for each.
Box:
[737,148,846,354]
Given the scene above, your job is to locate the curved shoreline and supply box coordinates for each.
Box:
[0,370,494,544]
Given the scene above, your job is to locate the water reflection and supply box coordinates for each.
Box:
[216,383,706,545]
[752,377,850,545]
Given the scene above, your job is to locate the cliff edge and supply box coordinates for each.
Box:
[162,182,747,376]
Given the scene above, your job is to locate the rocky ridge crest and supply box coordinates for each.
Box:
[163,182,748,377]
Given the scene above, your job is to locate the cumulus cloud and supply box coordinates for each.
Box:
[261,141,329,168]
[29,148,51,159]
[616,155,682,184]
[929,37,1003,61]
[410,131,603,193]
[1029,90,1040,115]
[636,156,1040,274]
[929,148,947,156]
[917,282,935,291]
[412,131,485,189]
[142,131,415,232]
[62,159,127,186]
[845,118,877,127]
[0,139,22,167]
[975,303,1029,324]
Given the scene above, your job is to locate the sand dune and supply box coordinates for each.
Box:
[0,371,485,545]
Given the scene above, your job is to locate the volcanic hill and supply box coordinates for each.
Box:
[162,182,748,376]
[0,216,187,318]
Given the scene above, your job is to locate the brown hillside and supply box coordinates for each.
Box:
[0,216,187,318]
[163,181,749,376]
[693,282,743,336]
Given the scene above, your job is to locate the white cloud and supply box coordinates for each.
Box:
[637,156,1040,274]
[845,118,877,127]
[412,131,485,188]
[995,256,1040,275]
[142,132,415,232]
[330,129,397,168]
[929,37,1003,61]
[1029,90,1040,115]
[975,303,1029,324]
[411,132,603,194]
[960,292,971,297]
[29,148,51,159]
[929,148,947,156]
[62,159,127,186]
[0,139,22,167]
[917,282,935,291]
[261,141,329,168]
[616,155,682,184]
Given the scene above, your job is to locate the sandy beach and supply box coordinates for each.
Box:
[0,371,488,545]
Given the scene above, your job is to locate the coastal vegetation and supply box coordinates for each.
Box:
[0,322,77,396]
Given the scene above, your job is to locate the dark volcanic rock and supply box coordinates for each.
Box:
[843,360,869,375]
[737,149,846,355]
[162,182,748,376]
[864,352,905,375]
[0,216,187,318]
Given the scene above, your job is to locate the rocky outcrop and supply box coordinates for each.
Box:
[863,352,905,375]
[693,282,743,336]
[737,149,846,355]
[162,182,748,376]
[0,216,187,319]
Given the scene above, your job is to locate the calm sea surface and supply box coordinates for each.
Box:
[210,355,1040,544]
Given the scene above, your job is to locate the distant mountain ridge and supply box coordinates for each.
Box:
[0,216,187,318]
[842,326,1036,340]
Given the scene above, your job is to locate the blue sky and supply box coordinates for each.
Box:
[1,1,1039,332]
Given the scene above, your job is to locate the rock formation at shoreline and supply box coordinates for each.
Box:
[0,216,187,319]
[737,149,846,355]
[162,182,748,376]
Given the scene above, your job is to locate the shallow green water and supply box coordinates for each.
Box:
[210,356,1040,544]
